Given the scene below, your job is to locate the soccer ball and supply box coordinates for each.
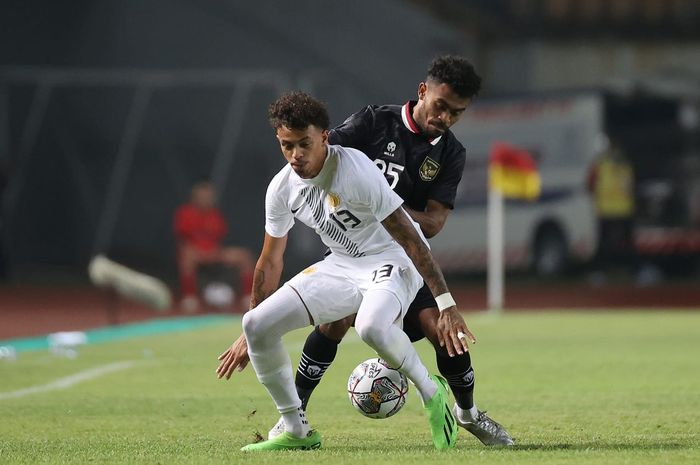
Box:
[347,358,409,419]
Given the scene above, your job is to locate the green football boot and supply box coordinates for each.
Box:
[423,374,457,450]
[240,430,321,452]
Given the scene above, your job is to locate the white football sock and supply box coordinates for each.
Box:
[243,285,312,435]
[455,404,480,422]
[281,407,310,438]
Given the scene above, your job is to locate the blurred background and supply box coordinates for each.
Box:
[1,0,699,325]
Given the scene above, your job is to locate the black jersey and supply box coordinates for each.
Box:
[328,101,466,211]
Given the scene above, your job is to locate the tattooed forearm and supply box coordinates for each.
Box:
[382,208,449,297]
[249,268,267,309]
[249,265,280,309]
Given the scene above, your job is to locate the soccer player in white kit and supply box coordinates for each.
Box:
[216,91,475,452]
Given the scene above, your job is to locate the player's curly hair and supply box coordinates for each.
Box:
[268,91,330,131]
[427,55,482,99]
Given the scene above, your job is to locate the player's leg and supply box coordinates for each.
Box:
[354,289,438,400]
[242,285,313,439]
[240,284,323,451]
[354,287,456,450]
[257,255,365,446]
[406,291,514,446]
[267,316,353,440]
[404,289,477,413]
[267,316,353,439]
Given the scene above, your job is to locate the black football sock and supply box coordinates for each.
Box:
[437,351,475,410]
[295,326,339,410]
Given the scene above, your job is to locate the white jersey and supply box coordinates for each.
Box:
[265,144,425,258]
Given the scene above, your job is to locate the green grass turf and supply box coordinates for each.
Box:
[1,311,698,464]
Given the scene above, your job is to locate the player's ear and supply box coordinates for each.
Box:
[321,129,329,144]
[418,82,427,100]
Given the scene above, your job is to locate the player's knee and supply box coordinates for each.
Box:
[319,316,353,342]
[354,320,384,348]
[241,310,267,344]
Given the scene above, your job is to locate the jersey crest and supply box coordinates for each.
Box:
[326,192,341,212]
[302,266,317,275]
[419,157,441,181]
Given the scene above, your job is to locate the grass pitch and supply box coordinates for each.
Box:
[1,311,698,464]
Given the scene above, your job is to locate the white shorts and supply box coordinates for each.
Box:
[284,249,423,326]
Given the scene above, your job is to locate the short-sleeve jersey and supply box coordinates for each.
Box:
[329,101,466,211]
[265,145,419,258]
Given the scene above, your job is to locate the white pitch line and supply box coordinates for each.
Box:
[0,360,136,400]
[0,333,361,401]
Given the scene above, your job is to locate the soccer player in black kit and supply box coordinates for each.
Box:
[272,55,514,446]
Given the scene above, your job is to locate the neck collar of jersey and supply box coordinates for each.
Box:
[402,101,442,146]
[297,145,333,186]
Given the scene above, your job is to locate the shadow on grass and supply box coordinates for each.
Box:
[513,442,690,451]
[329,441,692,454]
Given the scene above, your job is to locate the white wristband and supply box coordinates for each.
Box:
[435,292,456,312]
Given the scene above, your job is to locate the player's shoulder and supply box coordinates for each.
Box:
[332,144,380,175]
[331,144,369,164]
[372,103,402,114]
[368,103,402,123]
[349,104,401,122]
[266,164,294,192]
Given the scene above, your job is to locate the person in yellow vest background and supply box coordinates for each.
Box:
[587,137,637,284]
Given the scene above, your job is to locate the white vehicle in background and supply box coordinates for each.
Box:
[431,92,602,275]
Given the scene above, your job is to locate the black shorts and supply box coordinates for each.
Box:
[402,283,436,342]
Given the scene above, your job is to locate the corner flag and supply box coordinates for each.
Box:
[489,142,540,200]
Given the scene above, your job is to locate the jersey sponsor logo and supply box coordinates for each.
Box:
[384,141,397,157]
[291,206,301,214]
[419,157,441,181]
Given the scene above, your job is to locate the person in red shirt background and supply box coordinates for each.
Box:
[174,181,254,312]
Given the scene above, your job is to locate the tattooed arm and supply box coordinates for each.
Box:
[381,207,476,356]
[382,208,449,296]
[216,233,288,379]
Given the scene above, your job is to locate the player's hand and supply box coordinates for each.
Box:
[216,334,250,379]
[436,307,476,357]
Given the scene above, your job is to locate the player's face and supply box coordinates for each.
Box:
[414,80,471,138]
[276,125,329,179]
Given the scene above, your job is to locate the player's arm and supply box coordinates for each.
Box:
[216,233,288,379]
[249,233,287,307]
[328,106,374,148]
[403,199,451,239]
[381,208,476,356]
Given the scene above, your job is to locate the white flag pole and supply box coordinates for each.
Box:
[487,187,504,313]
